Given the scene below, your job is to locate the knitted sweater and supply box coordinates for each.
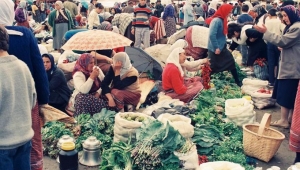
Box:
[6,26,49,104]
[132,4,151,29]
[0,55,36,149]
[162,63,187,95]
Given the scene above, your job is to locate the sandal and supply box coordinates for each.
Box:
[270,120,290,129]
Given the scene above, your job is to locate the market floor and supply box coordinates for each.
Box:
[43,105,294,170]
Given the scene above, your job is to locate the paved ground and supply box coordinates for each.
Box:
[43,105,294,170]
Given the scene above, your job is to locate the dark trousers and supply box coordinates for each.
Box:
[267,42,280,84]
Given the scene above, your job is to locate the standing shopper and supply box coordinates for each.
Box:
[63,0,78,26]
[206,4,241,86]
[183,0,194,25]
[162,0,176,37]
[0,26,36,170]
[48,1,74,52]
[0,1,50,170]
[254,5,300,128]
[15,0,30,28]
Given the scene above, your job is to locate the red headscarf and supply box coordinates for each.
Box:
[205,4,233,35]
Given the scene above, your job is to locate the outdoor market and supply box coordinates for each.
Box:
[0,0,300,169]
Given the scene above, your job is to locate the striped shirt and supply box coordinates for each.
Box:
[132,4,151,29]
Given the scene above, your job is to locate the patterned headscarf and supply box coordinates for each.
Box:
[281,5,300,34]
[251,5,267,23]
[206,4,233,35]
[98,21,112,30]
[72,53,94,76]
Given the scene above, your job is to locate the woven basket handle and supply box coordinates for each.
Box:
[258,113,271,136]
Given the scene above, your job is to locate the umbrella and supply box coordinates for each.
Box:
[125,47,163,80]
[61,30,132,51]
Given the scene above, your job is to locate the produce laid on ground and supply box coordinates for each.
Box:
[42,65,257,169]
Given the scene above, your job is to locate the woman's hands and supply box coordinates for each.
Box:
[215,48,221,55]
[105,93,116,107]
[106,57,113,64]
[90,67,99,80]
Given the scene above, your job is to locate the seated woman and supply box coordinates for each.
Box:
[71,53,107,116]
[42,54,71,112]
[185,26,208,60]
[101,52,141,112]
[162,47,204,103]
[228,23,267,68]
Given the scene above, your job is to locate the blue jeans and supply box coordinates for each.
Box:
[267,42,280,84]
[237,45,248,65]
[0,141,32,170]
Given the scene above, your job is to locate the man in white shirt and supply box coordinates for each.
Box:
[87,3,104,30]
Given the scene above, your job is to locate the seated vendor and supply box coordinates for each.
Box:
[162,47,204,103]
[71,53,107,116]
[42,54,71,112]
[101,52,141,112]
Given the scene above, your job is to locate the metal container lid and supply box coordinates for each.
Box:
[82,136,101,150]
[57,135,75,148]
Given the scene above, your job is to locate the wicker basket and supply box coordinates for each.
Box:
[243,113,285,162]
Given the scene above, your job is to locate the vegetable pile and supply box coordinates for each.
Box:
[120,113,145,122]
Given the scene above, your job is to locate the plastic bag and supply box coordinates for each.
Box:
[158,113,194,138]
[241,78,268,95]
[253,63,269,80]
[251,92,276,109]
[198,161,245,170]
[174,145,198,169]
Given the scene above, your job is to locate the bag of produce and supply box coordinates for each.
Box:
[225,98,256,126]
[158,113,194,138]
[251,89,276,109]
[174,143,198,169]
[241,78,268,95]
[113,112,153,142]
[253,59,269,80]
[198,161,245,170]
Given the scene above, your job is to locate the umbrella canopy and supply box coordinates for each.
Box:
[61,30,132,51]
[125,47,163,80]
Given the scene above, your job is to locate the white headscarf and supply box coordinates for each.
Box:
[113,52,132,77]
[183,0,193,11]
[170,39,188,51]
[55,1,68,20]
[209,0,218,10]
[166,47,185,76]
[0,0,15,26]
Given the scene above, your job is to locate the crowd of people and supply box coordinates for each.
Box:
[0,0,300,169]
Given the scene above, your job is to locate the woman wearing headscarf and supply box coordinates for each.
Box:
[42,54,71,112]
[162,47,204,103]
[40,3,46,22]
[15,0,30,28]
[254,5,300,129]
[249,5,267,25]
[48,1,73,52]
[183,0,194,25]
[185,25,208,60]
[101,52,141,112]
[31,1,41,23]
[162,0,176,37]
[206,4,241,86]
[71,53,107,116]
[207,0,218,18]
[1,0,49,169]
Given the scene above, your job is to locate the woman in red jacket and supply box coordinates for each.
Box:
[162,47,203,103]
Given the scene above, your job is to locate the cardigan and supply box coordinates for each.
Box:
[48,8,74,37]
[207,18,227,53]
[263,22,300,79]
[162,63,187,95]
[6,26,49,104]
[0,55,35,149]
[49,67,71,104]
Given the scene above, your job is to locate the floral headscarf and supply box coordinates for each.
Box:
[281,5,300,34]
[98,21,112,30]
[251,5,267,23]
[72,53,94,76]
[206,4,233,35]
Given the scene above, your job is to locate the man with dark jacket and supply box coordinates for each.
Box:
[155,0,164,18]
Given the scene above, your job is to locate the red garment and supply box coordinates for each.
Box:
[162,63,187,95]
[31,103,43,170]
[150,16,160,29]
[290,81,300,152]
[114,47,125,53]
[205,4,233,35]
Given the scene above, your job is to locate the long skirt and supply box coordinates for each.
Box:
[272,79,299,109]
[164,16,176,37]
[111,89,141,110]
[53,23,69,50]
[290,81,300,152]
[208,46,236,74]
[165,76,204,103]
[74,93,108,116]
[31,103,43,170]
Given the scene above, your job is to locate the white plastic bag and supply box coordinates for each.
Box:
[158,113,194,138]
[241,78,268,95]
[251,92,276,109]
[174,145,198,169]
[198,161,245,170]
